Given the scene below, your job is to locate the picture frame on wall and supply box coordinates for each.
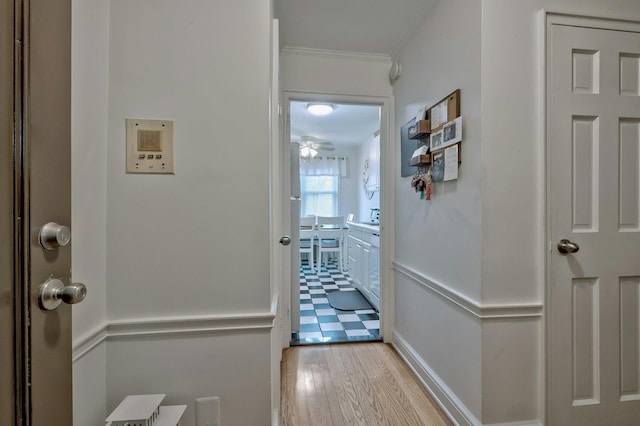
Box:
[430,129,443,152]
[440,116,462,149]
[430,100,447,130]
[443,145,459,181]
[431,151,444,182]
[401,118,417,177]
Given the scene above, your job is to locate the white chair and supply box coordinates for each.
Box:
[299,216,316,228]
[315,216,344,271]
[299,216,316,272]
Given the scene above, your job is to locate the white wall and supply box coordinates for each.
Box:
[481,0,640,303]
[107,0,272,318]
[107,331,272,426]
[71,0,109,422]
[357,134,381,221]
[102,0,274,424]
[73,344,107,426]
[391,0,483,421]
[280,49,392,98]
[339,150,359,220]
[393,0,482,300]
[394,274,482,418]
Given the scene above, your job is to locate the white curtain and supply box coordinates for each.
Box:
[300,156,348,177]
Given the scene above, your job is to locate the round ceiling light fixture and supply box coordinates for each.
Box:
[306,103,334,116]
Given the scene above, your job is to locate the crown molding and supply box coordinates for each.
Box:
[281,46,391,63]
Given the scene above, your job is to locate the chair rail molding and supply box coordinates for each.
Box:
[72,322,109,363]
[392,261,543,319]
[72,309,277,363]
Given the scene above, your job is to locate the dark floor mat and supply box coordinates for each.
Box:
[326,289,373,311]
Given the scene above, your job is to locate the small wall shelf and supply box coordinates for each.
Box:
[408,120,431,140]
[409,154,431,166]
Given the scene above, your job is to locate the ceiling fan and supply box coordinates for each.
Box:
[294,137,335,157]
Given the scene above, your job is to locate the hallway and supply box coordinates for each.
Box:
[281,342,452,425]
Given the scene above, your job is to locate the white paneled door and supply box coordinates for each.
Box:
[548,19,640,425]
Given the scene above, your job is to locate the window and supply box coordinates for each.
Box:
[301,175,339,217]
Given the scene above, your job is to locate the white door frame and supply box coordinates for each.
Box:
[544,10,640,424]
[280,90,395,347]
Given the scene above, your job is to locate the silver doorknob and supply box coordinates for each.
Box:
[39,222,71,250]
[557,239,580,254]
[38,278,87,311]
[279,236,291,246]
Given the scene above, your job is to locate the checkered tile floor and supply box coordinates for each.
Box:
[291,258,380,345]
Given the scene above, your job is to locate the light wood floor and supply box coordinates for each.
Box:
[281,342,452,426]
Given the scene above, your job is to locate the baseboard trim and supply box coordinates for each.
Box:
[392,331,544,426]
[73,310,276,362]
[392,331,480,426]
[392,261,543,319]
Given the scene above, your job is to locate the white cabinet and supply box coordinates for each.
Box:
[347,234,370,299]
[346,234,362,288]
[346,223,379,311]
[362,243,371,296]
[369,233,380,310]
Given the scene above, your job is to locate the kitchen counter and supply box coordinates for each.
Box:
[346,221,379,233]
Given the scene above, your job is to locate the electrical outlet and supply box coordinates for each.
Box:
[196,396,220,426]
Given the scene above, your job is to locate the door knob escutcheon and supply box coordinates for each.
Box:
[38,278,87,311]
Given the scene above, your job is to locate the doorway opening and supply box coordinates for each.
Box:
[287,99,383,345]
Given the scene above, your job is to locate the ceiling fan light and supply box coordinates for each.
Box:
[300,146,311,157]
[309,148,318,157]
[306,103,334,116]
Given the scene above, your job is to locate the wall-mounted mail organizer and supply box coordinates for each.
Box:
[406,89,463,201]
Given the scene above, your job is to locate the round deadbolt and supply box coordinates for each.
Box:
[39,222,71,250]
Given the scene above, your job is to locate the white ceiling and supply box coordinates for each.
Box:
[275,0,437,55]
[278,0,437,148]
[290,101,380,149]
